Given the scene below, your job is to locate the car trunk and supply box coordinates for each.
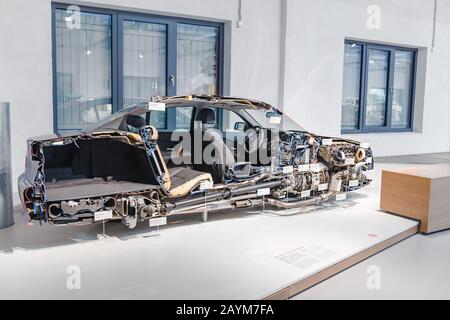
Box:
[41,136,157,201]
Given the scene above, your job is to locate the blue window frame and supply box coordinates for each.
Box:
[341,40,417,133]
[51,3,224,133]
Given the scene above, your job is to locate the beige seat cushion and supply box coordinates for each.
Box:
[142,126,212,198]
[168,167,213,198]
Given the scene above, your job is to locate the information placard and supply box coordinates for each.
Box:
[348,180,359,187]
[149,217,167,228]
[301,190,311,198]
[360,142,370,149]
[199,180,213,190]
[257,188,271,196]
[298,164,310,172]
[283,166,294,174]
[148,102,166,111]
[269,116,282,124]
[345,158,356,165]
[94,210,113,222]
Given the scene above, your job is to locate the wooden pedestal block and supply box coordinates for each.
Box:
[381,164,450,234]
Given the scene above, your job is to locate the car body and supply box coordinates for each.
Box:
[18,95,374,228]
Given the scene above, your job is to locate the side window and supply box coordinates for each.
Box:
[149,107,193,131]
[215,109,249,148]
[175,107,193,129]
[149,111,167,130]
[217,109,248,133]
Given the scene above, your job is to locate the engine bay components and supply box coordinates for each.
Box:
[277,131,314,167]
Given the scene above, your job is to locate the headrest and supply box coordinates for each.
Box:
[148,126,159,140]
[126,115,146,129]
[196,108,216,125]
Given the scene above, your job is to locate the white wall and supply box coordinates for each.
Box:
[1,0,450,200]
[75,0,283,103]
[0,0,54,201]
[0,0,282,198]
[282,0,450,156]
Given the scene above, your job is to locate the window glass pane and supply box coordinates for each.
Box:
[365,49,389,126]
[177,24,219,95]
[392,51,414,128]
[123,20,167,107]
[215,108,248,148]
[149,107,193,131]
[149,110,167,130]
[341,43,362,130]
[218,109,246,132]
[175,107,193,129]
[55,9,112,132]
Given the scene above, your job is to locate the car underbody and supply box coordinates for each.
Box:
[18,95,373,228]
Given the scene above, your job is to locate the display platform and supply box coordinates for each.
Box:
[0,190,418,299]
[381,163,450,234]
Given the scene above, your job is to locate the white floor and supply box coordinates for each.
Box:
[291,228,450,300]
[0,161,433,300]
[293,153,450,300]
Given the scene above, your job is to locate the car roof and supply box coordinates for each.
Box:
[159,95,274,110]
[84,95,275,132]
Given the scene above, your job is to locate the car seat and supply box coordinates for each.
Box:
[131,118,213,199]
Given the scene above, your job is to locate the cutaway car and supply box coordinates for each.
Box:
[18,95,374,228]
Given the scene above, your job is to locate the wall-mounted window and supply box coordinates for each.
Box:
[52,4,223,133]
[341,40,417,133]
[54,10,113,132]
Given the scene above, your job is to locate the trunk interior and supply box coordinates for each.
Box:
[42,137,157,201]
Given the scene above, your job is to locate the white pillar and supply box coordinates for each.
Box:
[0,102,14,229]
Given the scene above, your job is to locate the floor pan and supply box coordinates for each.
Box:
[45,178,158,202]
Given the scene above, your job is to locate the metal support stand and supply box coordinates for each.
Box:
[97,220,108,240]
[262,195,265,213]
[202,190,208,222]
[0,102,14,229]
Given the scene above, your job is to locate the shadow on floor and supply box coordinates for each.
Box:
[0,207,258,254]
[0,192,367,254]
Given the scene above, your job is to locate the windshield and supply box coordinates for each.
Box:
[244,107,306,132]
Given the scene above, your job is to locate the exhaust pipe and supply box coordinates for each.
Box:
[169,193,262,215]
[266,191,336,209]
